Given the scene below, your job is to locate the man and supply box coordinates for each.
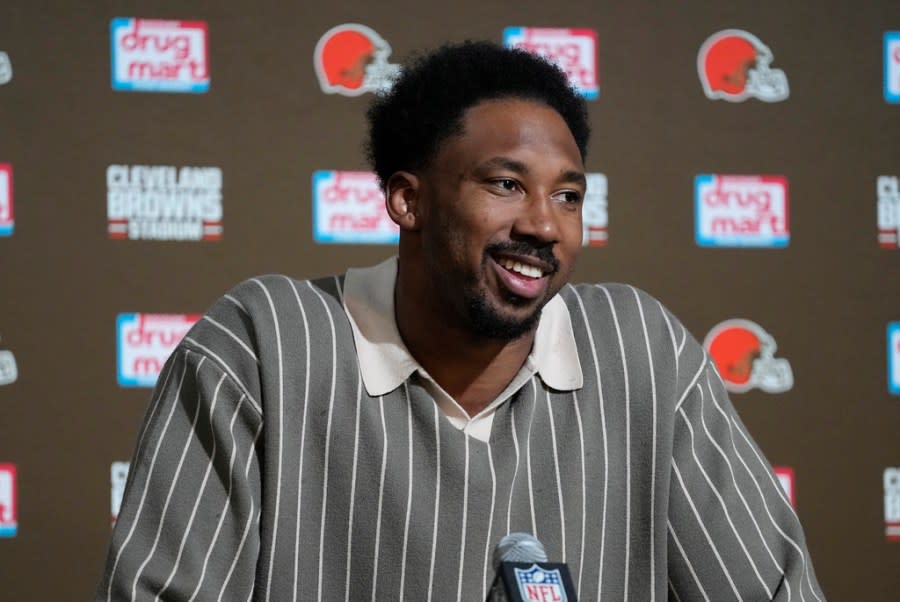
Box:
[97,42,824,600]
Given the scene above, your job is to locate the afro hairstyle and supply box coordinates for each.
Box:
[365,40,590,188]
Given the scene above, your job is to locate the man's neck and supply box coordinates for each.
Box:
[394,277,535,417]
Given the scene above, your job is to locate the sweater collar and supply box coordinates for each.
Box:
[342,256,583,397]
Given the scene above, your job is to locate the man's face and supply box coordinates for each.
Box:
[415,98,586,340]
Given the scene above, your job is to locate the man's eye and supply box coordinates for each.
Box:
[558,190,582,203]
[494,178,517,191]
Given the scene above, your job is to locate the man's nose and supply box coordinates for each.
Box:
[512,195,561,244]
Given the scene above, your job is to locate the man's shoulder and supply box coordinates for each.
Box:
[559,281,692,352]
[559,281,709,393]
[216,273,347,318]
[560,281,664,312]
[182,272,348,357]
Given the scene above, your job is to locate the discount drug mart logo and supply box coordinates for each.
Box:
[312,170,398,244]
[504,27,599,99]
[886,467,900,541]
[117,313,198,387]
[0,336,16,386]
[583,173,609,247]
[107,164,222,241]
[773,466,796,507]
[0,163,12,236]
[110,18,209,93]
[889,322,900,395]
[878,176,900,248]
[0,51,11,85]
[0,464,16,537]
[695,175,789,248]
[885,32,900,103]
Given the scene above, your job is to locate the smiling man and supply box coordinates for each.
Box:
[97,42,824,601]
[385,96,586,418]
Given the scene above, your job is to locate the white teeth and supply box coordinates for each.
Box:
[500,258,544,279]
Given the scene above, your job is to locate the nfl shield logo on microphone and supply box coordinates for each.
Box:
[515,564,568,602]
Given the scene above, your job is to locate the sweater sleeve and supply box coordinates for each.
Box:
[665,355,824,601]
[95,346,264,602]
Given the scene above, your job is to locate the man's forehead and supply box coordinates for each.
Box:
[430,99,582,166]
[473,156,586,185]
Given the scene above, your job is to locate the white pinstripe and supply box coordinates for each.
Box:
[426,399,442,601]
[632,287,659,601]
[481,439,498,601]
[287,278,312,602]
[675,358,708,412]
[247,510,262,602]
[309,282,340,602]
[544,389,567,560]
[370,396,389,601]
[676,324,687,356]
[505,400,522,532]
[571,390,587,597]
[399,383,415,602]
[655,300,681,381]
[252,278,285,602]
[455,434,471,602]
[343,374,363,602]
[571,287,609,599]
[525,378,538,537]
[223,293,250,316]
[668,577,684,602]
[597,284,632,596]
[332,275,345,304]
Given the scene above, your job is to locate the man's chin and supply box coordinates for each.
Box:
[465,294,542,340]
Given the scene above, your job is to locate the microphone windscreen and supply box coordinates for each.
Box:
[493,532,548,569]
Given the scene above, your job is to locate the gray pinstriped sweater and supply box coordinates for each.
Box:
[97,271,824,601]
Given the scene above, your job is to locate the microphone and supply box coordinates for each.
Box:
[486,533,578,601]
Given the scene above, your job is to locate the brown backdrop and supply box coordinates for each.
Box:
[0,1,898,599]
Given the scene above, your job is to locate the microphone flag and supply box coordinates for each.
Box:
[487,533,577,601]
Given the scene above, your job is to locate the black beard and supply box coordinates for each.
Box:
[463,287,543,340]
[458,241,559,340]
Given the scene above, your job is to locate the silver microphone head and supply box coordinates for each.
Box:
[493,532,548,570]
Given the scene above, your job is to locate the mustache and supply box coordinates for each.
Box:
[486,240,560,273]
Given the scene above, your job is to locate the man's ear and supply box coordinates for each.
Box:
[385,171,422,231]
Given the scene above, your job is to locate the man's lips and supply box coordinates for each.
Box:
[486,241,559,275]
[489,255,550,299]
[493,253,554,277]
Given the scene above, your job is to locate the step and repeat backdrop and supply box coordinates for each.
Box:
[1,1,899,599]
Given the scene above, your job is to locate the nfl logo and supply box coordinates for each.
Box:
[514,564,567,602]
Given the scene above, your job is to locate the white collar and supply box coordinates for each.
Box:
[342,256,583,397]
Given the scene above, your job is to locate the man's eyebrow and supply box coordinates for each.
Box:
[560,170,587,188]
[477,156,530,174]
